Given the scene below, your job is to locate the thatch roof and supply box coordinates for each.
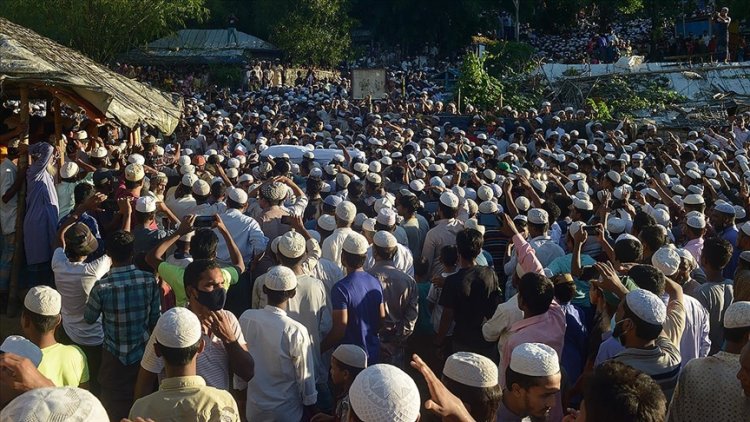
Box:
[122,29,280,65]
[0,18,183,135]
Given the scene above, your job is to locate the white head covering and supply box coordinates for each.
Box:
[724,301,750,329]
[332,344,368,369]
[443,352,499,388]
[651,246,681,277]
[278,231,306,258]
[509,343,560,377]
[349,364,420,422]
[24,286,61,316]
[373,231,398,248]
[626,289,667,325]
[264,265,298,291]
[155,307,202,348]
[343,233,369,255]
[135,196,157,213]
[0,387,108,421]
[336,201,357,223]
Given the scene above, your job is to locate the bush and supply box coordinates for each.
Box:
[209,65,245,89]
[456,52,504,110]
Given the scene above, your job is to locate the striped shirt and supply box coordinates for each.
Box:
[85,265,161,365]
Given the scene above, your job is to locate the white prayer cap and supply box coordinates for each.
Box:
[509,343,560,377]
[75,130,88,140]
[317,214,336,232]
[683,193,704,205]
[724,301,750,329]
[374,197,393,213]
[464,219,485,235]
[572,198,593,211]
[478,200,498,214]
[715,202,736,216]
[343,232,369,255]
[227,157,240,169]
[362,218,376,232]
[0,335,43,367]
[409,179,425,192]
[440,191,459,208]
[181,173,198,188]
[60,162,79,179]
[515,196,531,212]
[369,161,382,174]
[527,208,549,225]
[373,231,397,248]
[24,286,61,316]
[568,221,585,236]
[155,307,201,348]
[178,155,191,166]
[607,217,627,234]
[651,246,681,277]
[278,230,306,259]
[90,146,107,158]
[606,170,621,183]
[451,185,465,199]
[226,168,239,179]
[616,233,640,244]
[686,212,706,229]
[626,289,666,325]
[192,180,210,196]
[333,344,368,369]
[336,201,357,223]
[310,167,323,178]
[477,185,494,201]
[349,364,420,422]
[0,387,108,422]
[443,352,498,388]
[366,173,382,185]
[264,265,298,291]
[227,187,248,204]
[652,208,670,227]
[376,208,397,226]
[124,163,145,182]
[135,196,157,213]
[128,153,145,165]
[483,169,496,181]
[741,221,750,237]
[238,173,254,184]
[180,164,196,175]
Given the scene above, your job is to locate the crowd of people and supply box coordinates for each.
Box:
[1,52,750,422]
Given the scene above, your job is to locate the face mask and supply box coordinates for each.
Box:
[612,318,629,345]
[195,288,226,311]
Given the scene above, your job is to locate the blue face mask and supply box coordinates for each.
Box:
[195,288,226,311]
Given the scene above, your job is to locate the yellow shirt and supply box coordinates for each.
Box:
[129,375,239,422]
[38,343,89,387]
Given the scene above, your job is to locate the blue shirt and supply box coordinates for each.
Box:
[560,302,589,392]
[84,265,161,365]
[721,225,739,279]
[331,270,383,363]
[546,253,597,307]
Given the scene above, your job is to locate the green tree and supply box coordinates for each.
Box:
[0,0,208,62]
[456,52,504,109]
[268,0,353,67]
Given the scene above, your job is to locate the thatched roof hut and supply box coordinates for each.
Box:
[0,17,182,134]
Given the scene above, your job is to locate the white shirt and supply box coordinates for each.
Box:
[215,208,268,266]
[141,309,245,391]
[236,306,317,422]
[0,158,17,235]
[309,257,345,294]
[482,294,524,360]
[164,187,197,220]
[527,235,566,267]
[51,248,111,346]
[188,202,227,217]
[321,227,353,270]
[252,274,332,382]
[364,243,414,276]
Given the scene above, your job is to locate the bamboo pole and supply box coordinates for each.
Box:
[7,86,29,317]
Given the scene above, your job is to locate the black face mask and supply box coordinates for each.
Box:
[195,288,226,311]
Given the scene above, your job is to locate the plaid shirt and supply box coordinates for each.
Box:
[85,264,161,365]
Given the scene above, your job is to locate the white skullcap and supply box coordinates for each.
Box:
[527,208,549,225]
[652,208,670,227]
[440,191,459,208]
[616,233,641,244]
[278,230,306,259]
[374,197,393,213]
[135,196,157,213]
[510,343,560,377]
[464,218,485,235]
[741,221,750,237]
[238,173,254,184]
[607,217,627,234]
[155,307,201,348]
[483,169,497,181]
[477,185,494,201]
[181,173,198,188]
[180,164,196,175]
[178,155,191,166]
[715,202,736,216]
[409,179,425,192]
[652,246,681,277]
[226,168,239,179]
[479,200,498,214]
[60,162,79,179]
[724,301,750,328]
[90,146,107,158]
[317,214,336,232]
[686,212,706,229]
[128,153,145,165]
[451,185,466,199]
[373,231,398,248]
[349,364,420,422]
[227,187,248,204]
[366,173,382,185]
[443,352,498,388]
[0,335,43,367]
[343,232,369,255]
[192,180,210,196]
[515,196,531,212]
[354,213,368,228]
[333,344,368,369]
[0,387,108,421]
[124,163,145,182]
[626,289,666,325]
[362,218,377,232]
[336,201,357,223]
[310,167,323,178]
[568,221,585,236]
[24,286,61,316]
[376,208,397,226]
[572,198,593,211]
[264,265,298,291]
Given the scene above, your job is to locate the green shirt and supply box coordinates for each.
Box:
[158,262,240,307]
[38,343,89,387]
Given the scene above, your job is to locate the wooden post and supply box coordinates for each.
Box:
[7,86,29,317]
[53,98,63,150]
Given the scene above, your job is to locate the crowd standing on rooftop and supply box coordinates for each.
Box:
[1,16,750,421]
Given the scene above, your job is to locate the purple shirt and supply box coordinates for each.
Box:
[24,143,59,264]
[331,270,384,363]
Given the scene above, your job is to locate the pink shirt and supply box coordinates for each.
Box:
[683,237,704,263]
[512,233,544,276]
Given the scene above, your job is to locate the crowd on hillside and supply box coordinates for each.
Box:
[1,48,750,422]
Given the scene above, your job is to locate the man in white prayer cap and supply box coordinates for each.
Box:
[321,201,357,270]
[0,386,108,422]
[497,342,561,421]
[422,191,464,278]
[441,351,502,421]
[313,344,368,422]
[128,308,240,422]
[668,301,750,421]
[348,364,420,422]
[238,265,317,421]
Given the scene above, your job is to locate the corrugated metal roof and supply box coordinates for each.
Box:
[147,29,277,51]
